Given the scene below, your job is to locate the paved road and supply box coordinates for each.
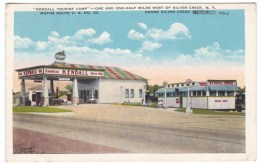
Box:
[13,113,245,153]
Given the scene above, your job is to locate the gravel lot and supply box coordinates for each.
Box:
[56,104,245,132]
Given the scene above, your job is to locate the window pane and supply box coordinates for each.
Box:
[125,89,129,98]
[210,91,216,96]
[227,91,234,96]
[139,89,142,98]
[131,89,134,98]
[218,91,225,96]
[95,90,98,98]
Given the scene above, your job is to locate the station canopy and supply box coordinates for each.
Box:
[16,62,146,81]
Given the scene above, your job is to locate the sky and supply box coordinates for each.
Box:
[13,9,245,90]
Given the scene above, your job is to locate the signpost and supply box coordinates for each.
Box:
[163,81,168,109]
[185,79,192,114]
[143,85,146,105]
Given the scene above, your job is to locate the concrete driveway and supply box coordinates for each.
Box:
[55,104,245,132]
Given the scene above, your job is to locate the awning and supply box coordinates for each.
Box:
[155,88,176,94]
[208,85,239,91]
[155,85,238,94]
[190,86,207,91]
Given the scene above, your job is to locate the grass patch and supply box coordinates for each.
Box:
[112,102,157,108]
[122,103,142,106]
[13,106,72,113]
[175,108,245,116]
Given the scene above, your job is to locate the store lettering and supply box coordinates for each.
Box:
[210,81,234,85]
[19,67,104,77]
[19,68,43,77]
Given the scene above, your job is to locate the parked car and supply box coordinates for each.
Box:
[49,96,64,106]
[86,97,97,104]
[236,93,245,112]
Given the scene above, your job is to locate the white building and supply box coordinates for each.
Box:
[155,80,239,110]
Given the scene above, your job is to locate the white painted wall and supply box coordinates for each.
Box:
[99,79,146,104]
[29,90,42,106]
[158,97,181,108]
[182,97,235,110]
[208,97,236,110]
[182,97,191,108]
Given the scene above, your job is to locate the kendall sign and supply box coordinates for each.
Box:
[18,67,104,77]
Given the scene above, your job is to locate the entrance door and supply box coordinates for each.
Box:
[83,90,87,103]
[79,90,88,103]
[180,96,183,108]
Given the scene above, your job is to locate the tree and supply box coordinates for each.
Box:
[147,84,161,93]
[65,84,72,92]
[153,84,161,93]
[237,86,245,94]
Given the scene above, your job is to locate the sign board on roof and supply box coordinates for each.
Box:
[199,82,207,86]
[18,68,44,77]
[18,67,104,77]
[208,80,235,85]
[163,81,167,88]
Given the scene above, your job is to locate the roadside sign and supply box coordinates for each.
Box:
[163,81,167,88]
[185,79,192,87]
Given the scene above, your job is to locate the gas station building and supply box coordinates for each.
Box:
[16,61,147,106]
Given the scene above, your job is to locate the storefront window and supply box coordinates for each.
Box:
[227,91,234,96]
[210,91,217,96]
[125,89,129,98]
[159,93,164,97]
[131,89,134,98]
[218,91,225,96]
[139,89,142,98]
[95,90,98,99]
[192,91,196,97]
[197,91,201,96]
[202,91,206,96]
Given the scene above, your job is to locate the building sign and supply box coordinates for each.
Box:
[18,68,44,77]
[185,79,192,87]
[19,67,104,77]
[198,82,207,86]
[208,81,235,85]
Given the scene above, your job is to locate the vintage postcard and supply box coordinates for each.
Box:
[5,3,256,162]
